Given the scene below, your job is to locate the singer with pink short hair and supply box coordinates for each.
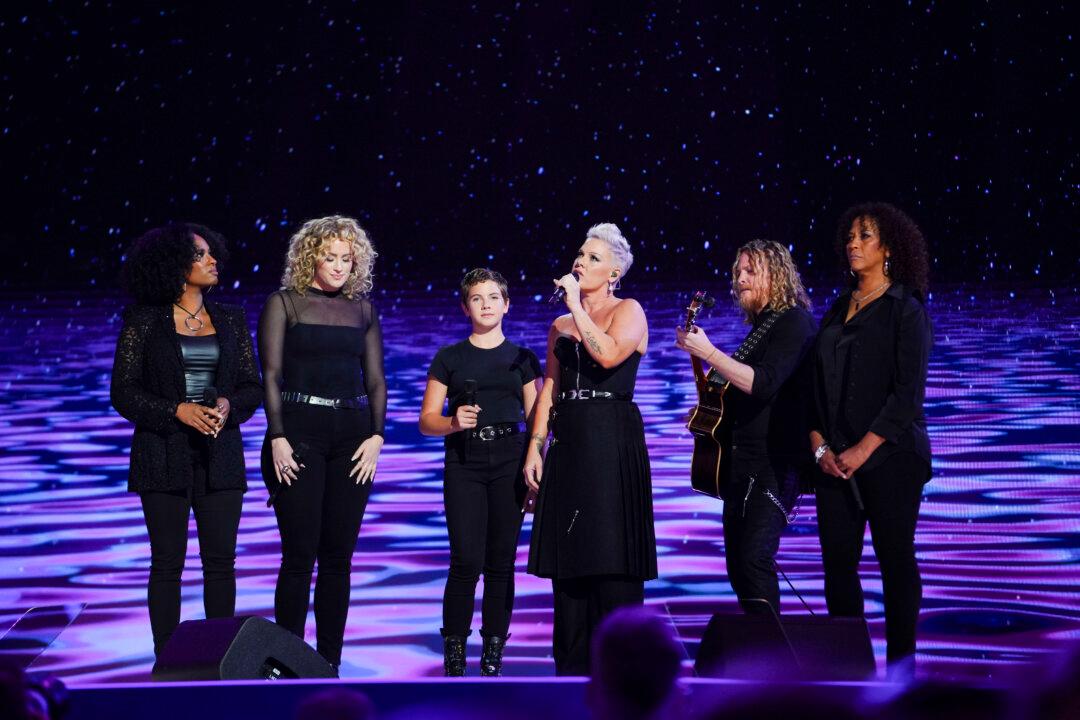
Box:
[524,223,658,676]
[419,268,542,676]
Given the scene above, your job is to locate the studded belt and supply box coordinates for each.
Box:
[557,389,633,401]
[281,391,369,410]
[465,423,522,441]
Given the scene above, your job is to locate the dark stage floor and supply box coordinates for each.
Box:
[1,284,1078,684]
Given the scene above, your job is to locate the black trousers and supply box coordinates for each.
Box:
[722,465,792,614]
[261,404,373,666]
[552,575,644,676]
[442,433,525,638]
[140,431,243,656]
[815,451,928,665]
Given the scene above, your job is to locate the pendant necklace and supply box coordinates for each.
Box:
[851,281,890,311]
[174,301,205,333]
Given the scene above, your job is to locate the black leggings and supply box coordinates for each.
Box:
[441,433,525,638]
[815,451,928,665]
[140,432,243,656]
[261,404,373,666]
[552,575,644,676]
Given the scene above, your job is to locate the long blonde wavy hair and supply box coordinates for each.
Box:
[730,239,812,323]
[281,215,377,298]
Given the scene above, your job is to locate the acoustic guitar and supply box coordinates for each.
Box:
[684,291,731,499]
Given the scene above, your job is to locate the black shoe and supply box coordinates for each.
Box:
[480,633,509,677]
[441,629,469,677]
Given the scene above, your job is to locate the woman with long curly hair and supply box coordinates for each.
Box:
[809,202,932,675]
[258,215,386,672]
[675,240,816,615]
[111,223,263,657]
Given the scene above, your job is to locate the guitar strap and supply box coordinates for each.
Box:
[707,307,785,386]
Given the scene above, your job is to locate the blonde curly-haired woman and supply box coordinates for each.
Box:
[258,215,386,672]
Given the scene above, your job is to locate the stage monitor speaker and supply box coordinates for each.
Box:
[695,611,875,681]
[151,616,336,681]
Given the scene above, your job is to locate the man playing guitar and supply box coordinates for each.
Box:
[675,240,816,615]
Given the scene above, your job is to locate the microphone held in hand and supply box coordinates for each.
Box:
[548,271,580,304]
[267,441,309,508]
[463,379,478,408]
[202,386,219,440]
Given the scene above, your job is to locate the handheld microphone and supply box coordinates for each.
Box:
[202,386,220,440]
[267,441,309,508]
[463,379,478,407]
[548,272,580,304]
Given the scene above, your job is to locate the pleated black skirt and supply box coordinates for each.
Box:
[527,400,658,580]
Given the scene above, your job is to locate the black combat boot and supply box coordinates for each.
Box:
[441,629,468,677]
[480,633,509,677]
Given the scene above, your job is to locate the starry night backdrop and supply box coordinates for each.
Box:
[1,1,1079,685]
[0,1,1075,289]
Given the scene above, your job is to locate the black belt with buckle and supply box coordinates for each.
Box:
[465,423,522,441]
[557,389,634,402]
[281,391,369,410]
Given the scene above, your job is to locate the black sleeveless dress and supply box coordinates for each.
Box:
[528,337,658,580]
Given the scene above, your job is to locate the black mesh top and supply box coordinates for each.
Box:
[258,287,386,438]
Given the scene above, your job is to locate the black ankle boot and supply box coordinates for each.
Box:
[441,629,468,676]
[480,633,509,677]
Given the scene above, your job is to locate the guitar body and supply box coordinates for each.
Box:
[681,291,733,499]
[687,357,732,499]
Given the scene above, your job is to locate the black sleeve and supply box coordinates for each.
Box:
[110,307,181,433]
[748,310,816,402]
[362,300,387,436]
[225,305,264,425]
[429,346,451,385]
[258,292,289,439]
[521,349,542,384]
[869,297,933,442]
[808,298,844,436]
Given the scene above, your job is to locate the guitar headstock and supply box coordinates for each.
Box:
[685,290,716,331]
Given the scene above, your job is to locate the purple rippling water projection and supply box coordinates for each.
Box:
[0,285,1078,683]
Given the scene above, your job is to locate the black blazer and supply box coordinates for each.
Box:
[810,283,932,474]
[110,300,263,493]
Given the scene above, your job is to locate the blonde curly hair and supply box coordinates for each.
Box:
[281,215,377,298]
[730,239,812,323]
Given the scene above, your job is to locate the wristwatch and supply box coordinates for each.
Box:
[813,443,830,464]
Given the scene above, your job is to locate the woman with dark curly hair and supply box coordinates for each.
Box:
[258,215,386,672]
[111,223,263,657]
[809,202,932,675]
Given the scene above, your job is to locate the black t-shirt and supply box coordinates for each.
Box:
[428,339,542,428]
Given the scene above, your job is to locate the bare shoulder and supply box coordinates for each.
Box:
[552,313,575,337]
[613,297,646,321]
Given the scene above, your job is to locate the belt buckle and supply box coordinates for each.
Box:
[331,398,343,409]
[478,426,496,441]
[579,389,593,399]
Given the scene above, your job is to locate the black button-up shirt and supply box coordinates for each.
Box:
[811,283,933,474]
[720,305,817,468]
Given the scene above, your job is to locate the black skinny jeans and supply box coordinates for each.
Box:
[442,433,525,638]
[140,430,243,656]
[261,403,373,666]
[815,451,928,665]
[722,464,792,615]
